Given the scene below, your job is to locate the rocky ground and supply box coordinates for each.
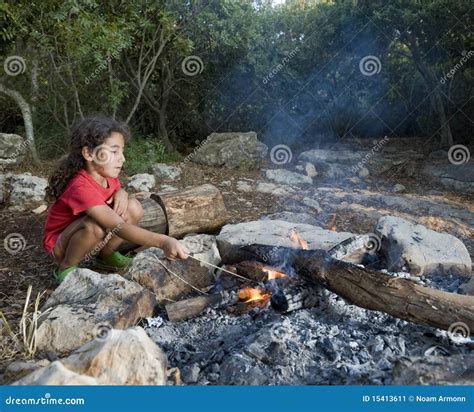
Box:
[1,134,473,385]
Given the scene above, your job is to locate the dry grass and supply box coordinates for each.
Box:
[0,285,50,362]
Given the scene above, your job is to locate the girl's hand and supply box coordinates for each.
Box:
[161,236,189,261]
[113,189,129,217]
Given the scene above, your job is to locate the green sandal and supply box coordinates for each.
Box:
[95,251,133,271]
[53,266,78,284]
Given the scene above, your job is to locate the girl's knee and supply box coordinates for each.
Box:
[83,218,106,239]
[127,198,144,221]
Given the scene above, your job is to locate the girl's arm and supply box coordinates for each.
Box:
[86,204,188,260]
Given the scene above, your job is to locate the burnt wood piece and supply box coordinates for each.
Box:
[165,290,240,322]
[240,244,474,334]
[151,184,228,238]
[270,281,322,313]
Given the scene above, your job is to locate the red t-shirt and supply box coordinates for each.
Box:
[43,169,121,254]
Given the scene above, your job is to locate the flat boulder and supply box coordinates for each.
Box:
[217,220,354,263]
[62,327,167,385]
[191,132,268,168]
[374,216,472,276]
[423,163,474,194]
[13,361,98,385]
[36,269,157,354]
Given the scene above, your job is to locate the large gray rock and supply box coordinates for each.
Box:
[0,133,27,168]
[13,361,98,385]
[374,216,472,276]
[62,327,167,385]
[126,234,219,304]
[191,132,268,168]
[36,269,157,354]
[265,169,312,185]
[423,163,474,194]
[127,173,155,192]
[299,149,366,164]
[7,173,47,211]
[150,163,182,182]
[217,220,354,263]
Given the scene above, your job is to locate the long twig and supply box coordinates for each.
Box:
[188,255,253,283]
[153,256,209,295]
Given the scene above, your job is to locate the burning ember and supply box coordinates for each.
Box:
[289,229,309,249]
[238,287,270,303]
[262,267,288,280]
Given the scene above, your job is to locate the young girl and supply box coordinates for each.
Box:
[43,116,188,283]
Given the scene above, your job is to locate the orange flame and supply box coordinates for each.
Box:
[289,229,309,250]
[262,267,288,280]
[239,287,270,303]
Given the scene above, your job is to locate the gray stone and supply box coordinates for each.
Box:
[423,164,474,194]
[459,277,474,295]
[150,163,182,182]
[219,354,269,385]
[265,169,312,185]
[374,216,472,276]
[392,355,474,385]
[255,181,294,196]
[62,327,167,385]
[13,361,98,385]
[0,133,27,168]
[236,180,253,192]
[358,167,370,178]
[36,269,157,354]
[181,364,200,384]
[264,212,322,226]
[191,132,268,168]
[127,173,156,192]
[7,173,47,211]
[393,184,406,193]
[301,197,322,214]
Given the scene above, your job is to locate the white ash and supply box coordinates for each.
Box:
[144,289,473,385]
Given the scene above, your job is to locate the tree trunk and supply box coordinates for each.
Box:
[404,33,453,147]
[0,83,40,164]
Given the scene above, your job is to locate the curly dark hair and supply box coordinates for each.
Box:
[45,116,130,202]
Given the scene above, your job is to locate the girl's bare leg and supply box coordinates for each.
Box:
[54,198,144,269]
[99,198,144,258]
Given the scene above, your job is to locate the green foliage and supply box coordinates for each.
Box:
[123,137,181,175]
